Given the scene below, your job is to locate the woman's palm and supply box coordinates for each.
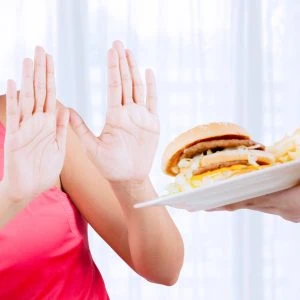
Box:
[94,104,159,181]
[5,113,65,198]
[70,41,160,183]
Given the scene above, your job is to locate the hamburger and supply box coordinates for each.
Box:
[162,122,275,193]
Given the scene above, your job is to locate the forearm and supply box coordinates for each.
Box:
[110,177,184,285]
[0,183,26,229]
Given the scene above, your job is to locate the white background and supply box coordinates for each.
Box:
[1,0,300,299]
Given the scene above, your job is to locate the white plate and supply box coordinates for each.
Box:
[134,160,300,212]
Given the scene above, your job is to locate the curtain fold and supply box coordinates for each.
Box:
[232,1,264,299]
[56,0,91,121]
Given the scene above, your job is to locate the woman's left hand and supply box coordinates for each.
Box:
[70,41,159,183]
[68,42,183,284]
[210,185,300,223]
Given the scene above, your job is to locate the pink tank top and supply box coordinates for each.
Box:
[0,122,109,299]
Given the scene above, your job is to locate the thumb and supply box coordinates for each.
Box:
[69,108,98,157]
[56,106,69,152]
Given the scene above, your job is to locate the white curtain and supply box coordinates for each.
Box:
[1,0,300,299]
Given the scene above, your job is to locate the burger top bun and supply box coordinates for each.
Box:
[162,122,251,176]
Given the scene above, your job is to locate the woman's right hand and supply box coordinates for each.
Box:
[1,47,69,203]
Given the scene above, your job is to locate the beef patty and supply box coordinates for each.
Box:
[182,139,264,159]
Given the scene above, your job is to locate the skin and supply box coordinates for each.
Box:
[211,185,300,223]
[0,41,184,285]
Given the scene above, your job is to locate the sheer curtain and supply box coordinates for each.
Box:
[1,0,300,299]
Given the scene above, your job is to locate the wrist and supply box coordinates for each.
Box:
[110,176,157,205]
[0,181,30,205]
[0,182,28,228]
[110,177,150,192]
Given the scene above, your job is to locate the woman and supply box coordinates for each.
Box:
[0,41,184,299]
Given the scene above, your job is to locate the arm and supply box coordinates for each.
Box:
[62,124,183,286]
[0,184,26,228]
[64,40,184,285]
[111,179,183,285]
[0,48,69,228]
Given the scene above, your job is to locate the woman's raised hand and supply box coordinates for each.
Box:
[70,41,160,183]
[2,47,69,203]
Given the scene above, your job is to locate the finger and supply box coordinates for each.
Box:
[33,46,46,113]
[20,58,34,122]
[126,49,144,105]
[45,54,56,114]
[56,106,69,152]
[218,199,260,211]
[6,80,19,134]
[69,108,98,157]
[113,40,132,104]
[250,206,280,216]
[206,205,241,212]
[107,48,122,108]
[281,214,300,223]
[145,69,157,113]
[205,207,225,212]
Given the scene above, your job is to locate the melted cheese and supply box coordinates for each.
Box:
[189,164,271,189]
[191,165,257,181]
[167,164,270,193]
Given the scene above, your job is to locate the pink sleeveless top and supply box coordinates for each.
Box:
[0,122,109,299]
